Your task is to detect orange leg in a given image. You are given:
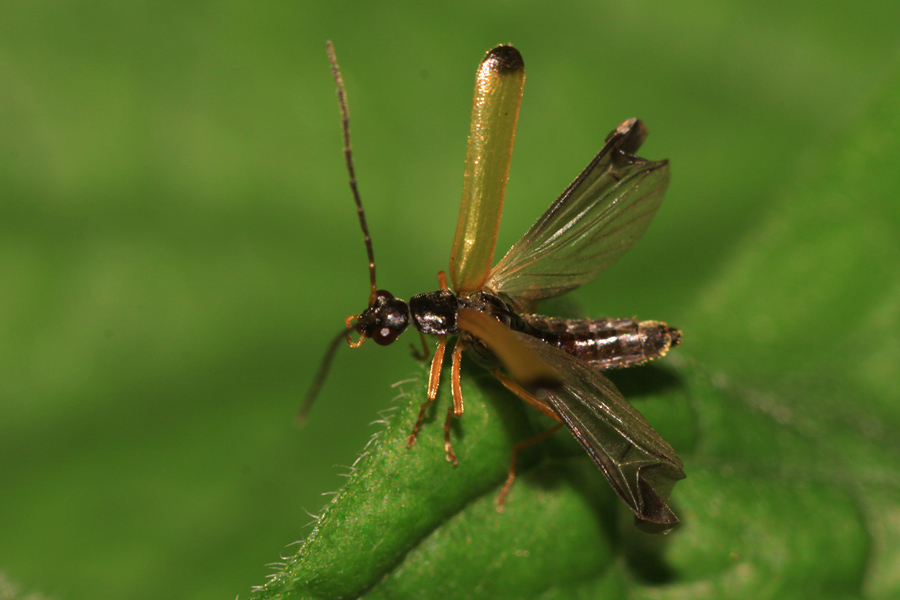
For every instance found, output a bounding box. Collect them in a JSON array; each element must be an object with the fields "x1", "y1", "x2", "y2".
[
  {"x1": 443, "y1": 405, "x2": 458, "y2": 466},
  {"x1": 492, "y1": 370, "x2": 559, "y2": 420},
  {"x1": 490, "y1": 369, "x2": 564, "y2": 512},
  {"x1": 495, "y1": 423, "x2": 563, "y2": 512},
  {"x1": 450, "y1": 342, "x2": 465, "y2": 417},
  {"x1": 344, "y1": 314, "x2": 366, "y2": 348},
  {"x1": 407, "y1": 336, "x2": 447, "y2": 447},
  {"x1": 441, "y1": 342, "x2": 466, "y2": 464},
  {"x1": 427, "y1": 337, "x2": 448, "y2": 402}
]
